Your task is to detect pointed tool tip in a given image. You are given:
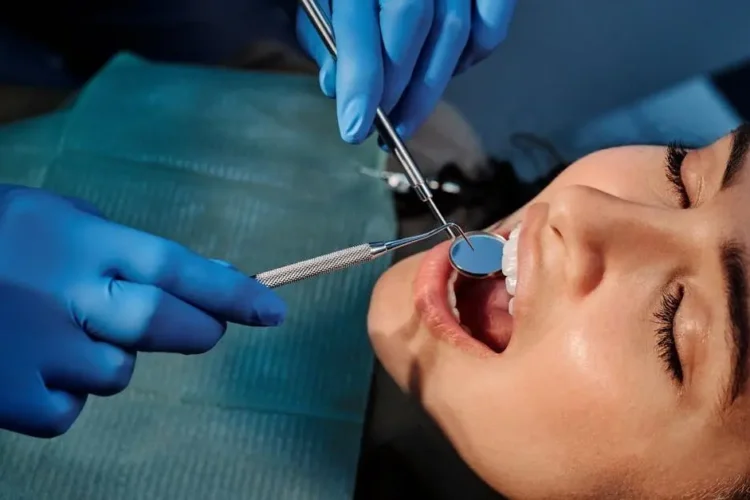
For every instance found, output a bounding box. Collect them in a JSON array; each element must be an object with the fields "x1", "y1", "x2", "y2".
[
  {"x1": 448, "y1": 223, "x2": 474, "y2": 251},
  {"x1": 461, "y1": 234, "x2": 475, "y2": 251}
]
